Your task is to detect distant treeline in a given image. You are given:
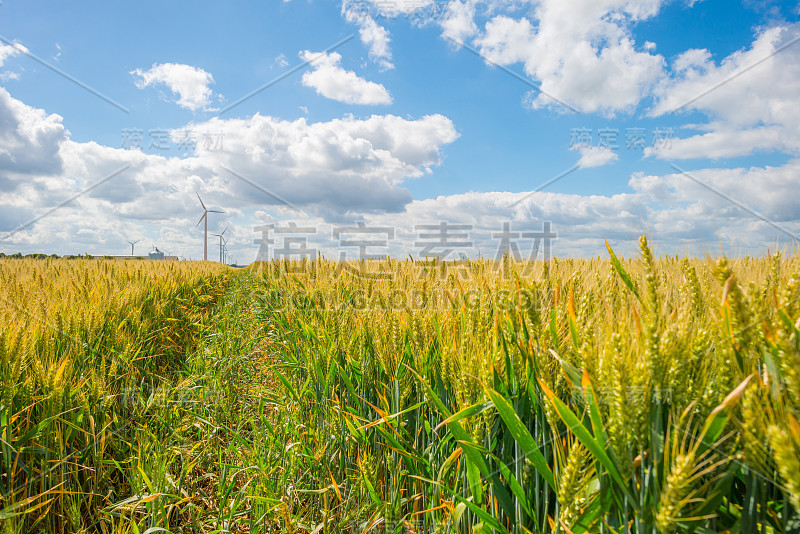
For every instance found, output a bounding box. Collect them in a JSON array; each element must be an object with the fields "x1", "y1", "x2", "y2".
[
  {"x1": 0, "y1": 253, "x2": 147, "y2": 260},
  {"x1": 0, "y1": 253, "x2": 60, "y2": 259}
]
